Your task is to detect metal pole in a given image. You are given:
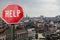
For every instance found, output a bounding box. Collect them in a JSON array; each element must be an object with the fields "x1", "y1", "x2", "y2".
[{"x1": 11, "y1": 24, "x2": 15, "y2": 40}]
